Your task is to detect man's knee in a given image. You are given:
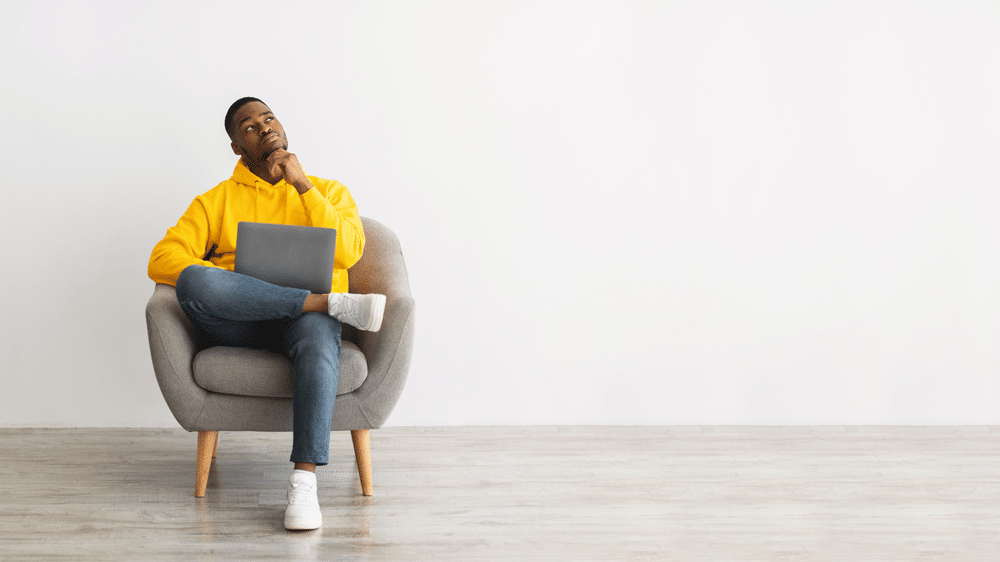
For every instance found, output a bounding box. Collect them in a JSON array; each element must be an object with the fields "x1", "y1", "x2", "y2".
[
  {"x1": 287, "y1": 313, "x2": 341, "y2": 354},
  {"x1": 176, "y1": 265, "x2": 235, "y2": 304},
  {"x1": 176, "y1": 265, "x2": 209, "y2": 297}
]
